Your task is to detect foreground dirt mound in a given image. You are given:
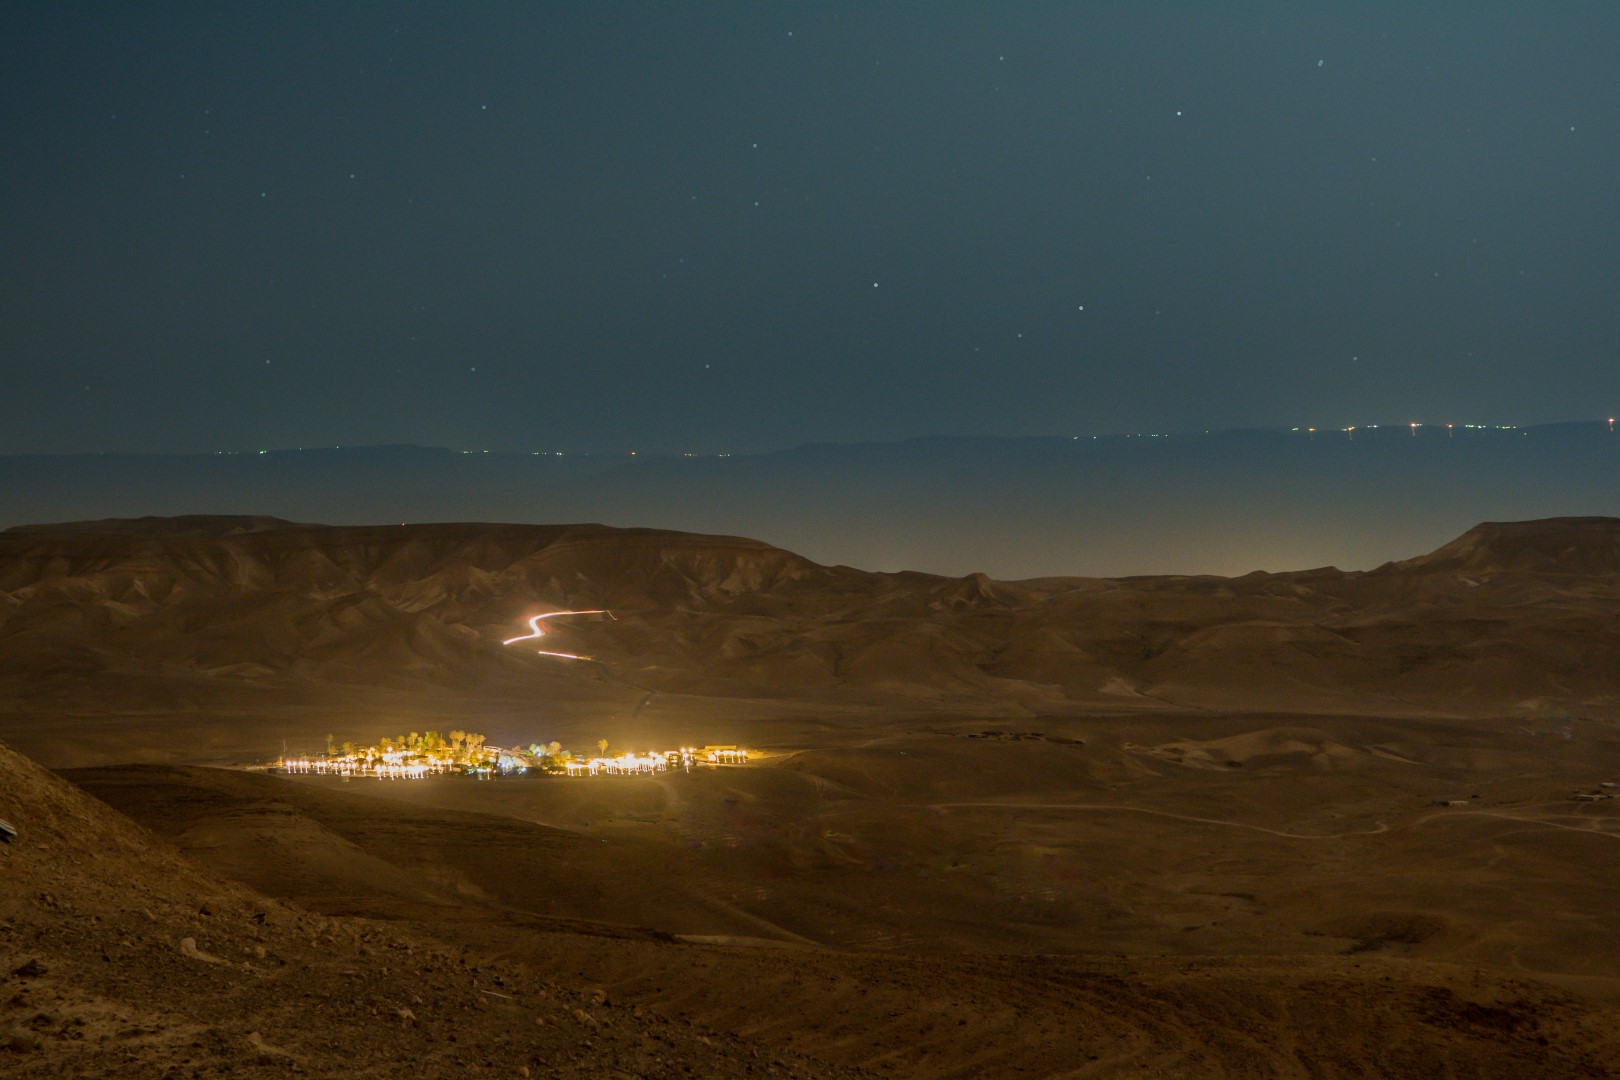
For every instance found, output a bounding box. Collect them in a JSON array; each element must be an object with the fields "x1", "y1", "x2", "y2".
[
  {"x1": 55, "y1": 756, "x2": 1620, "y2": 1079},
  {"x1": 0, "y1": 740, "x2": 865, "y2": 1078}
]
